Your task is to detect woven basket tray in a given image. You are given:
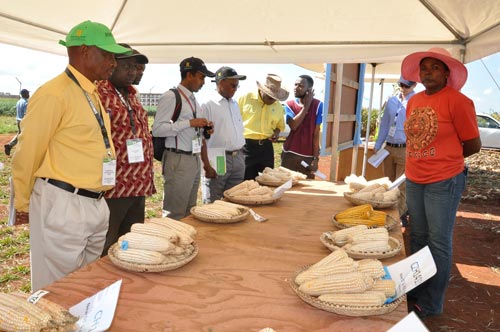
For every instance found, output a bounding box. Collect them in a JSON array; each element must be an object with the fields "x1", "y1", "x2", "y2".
[
  {"x1": 108, "y1": 243, "x2": 198, "y2": 273},
  {"x1": 289, "y1": 265, "x2": 405, "y2": 316},
  {"x1": 331, "y1": 214, "x2": 398, "y2": 231},
  {"x1": 343, "y1": 192, "x2": 398, "y2": 209},
  {"x1": 320, "y1": 233, "x2": 402, "y2": 259},
  {"x1": 190, "y1": 206, "x2": 249, "y2": 224},
  {"x1": 255, "y1": 176, "x2": 299, "y2": 187},
  {"x1": 223, "y1": 192, "x2": 279, "y2": 205}
]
